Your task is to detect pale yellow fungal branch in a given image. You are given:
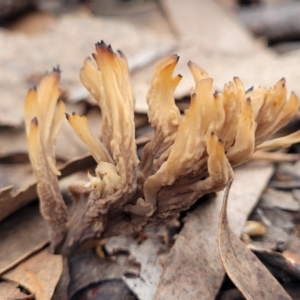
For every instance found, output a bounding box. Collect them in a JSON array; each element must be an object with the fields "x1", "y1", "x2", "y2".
[
  {"x1": 137, "y1": 59, "x2": 300, "y2": 218},
  {"x1": 67, "y1": 41, "x2": 140, "y2": 218},
  {"x1": 24, "y1": 69, "x2": 68, "y2": 252}
]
